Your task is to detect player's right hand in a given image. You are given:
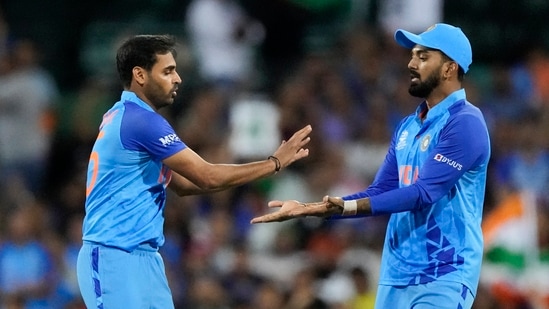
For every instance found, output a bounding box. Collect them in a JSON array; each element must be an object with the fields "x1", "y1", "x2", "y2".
[{"x1": 271, "y1": 125, "x2": 312, "y2": 169}]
